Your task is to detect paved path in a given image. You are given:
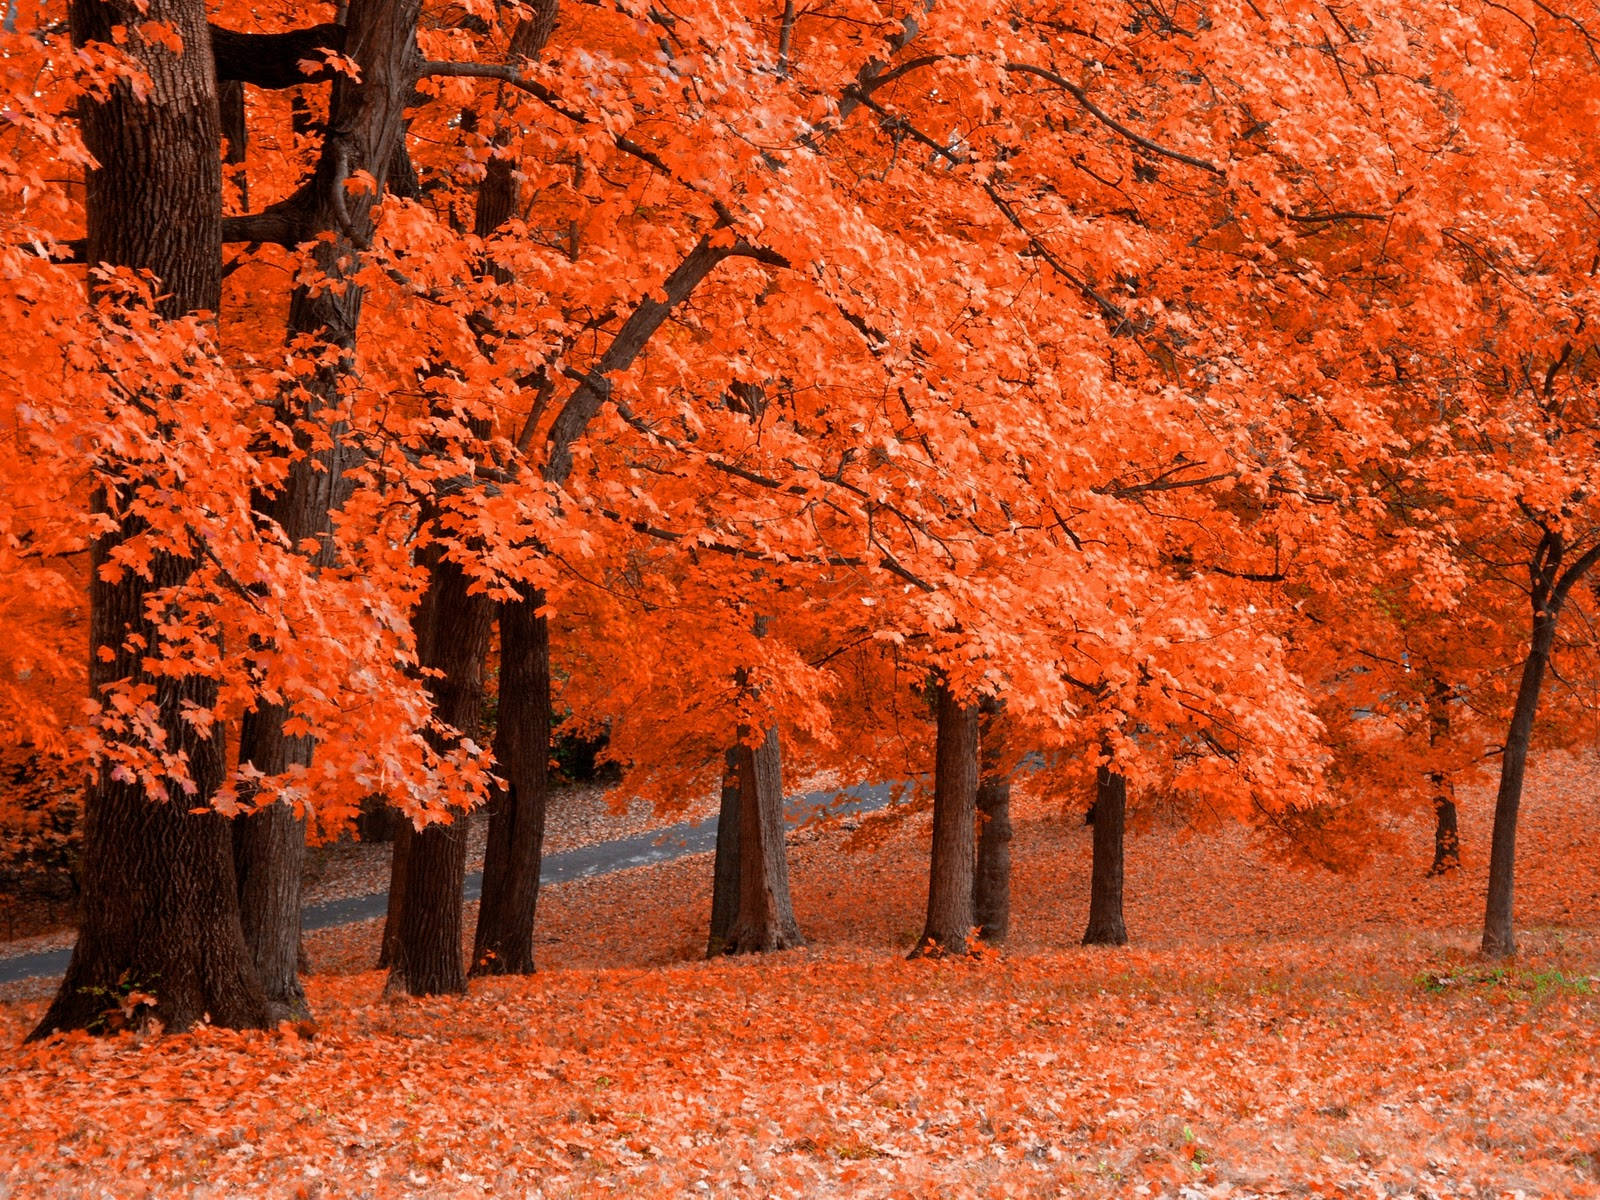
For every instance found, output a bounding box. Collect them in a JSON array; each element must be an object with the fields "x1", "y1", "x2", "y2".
[{"x1": 0, "y1": 781, "x2": 898, "y2": 985}]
